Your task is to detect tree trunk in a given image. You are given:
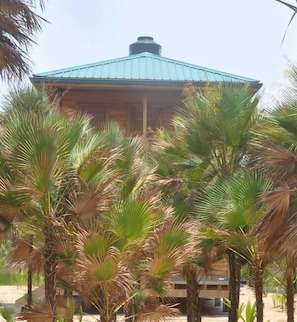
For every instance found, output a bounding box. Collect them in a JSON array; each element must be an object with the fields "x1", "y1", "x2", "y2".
[
  {"x1": 100, "y1": 309, "x2": 117, "y2": 322},
  {"x1": 44, "y1": 227, "x2": 58, "y2": 322},
  {"x1": 185, "y1": 263, "x2": 201, "y2": 322},
  {"x1": 27, "y1": 235, "x2": 33, "y2": 307},
  {"x1": 253, "y1": 256, "x2": 264, "y2": 322},
  {"x1": 286, "y1": 257, "x2": 295, "y2": 322},
  {"x1": 228, "y1": 250, "x2": 239, "y2": 322}
]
